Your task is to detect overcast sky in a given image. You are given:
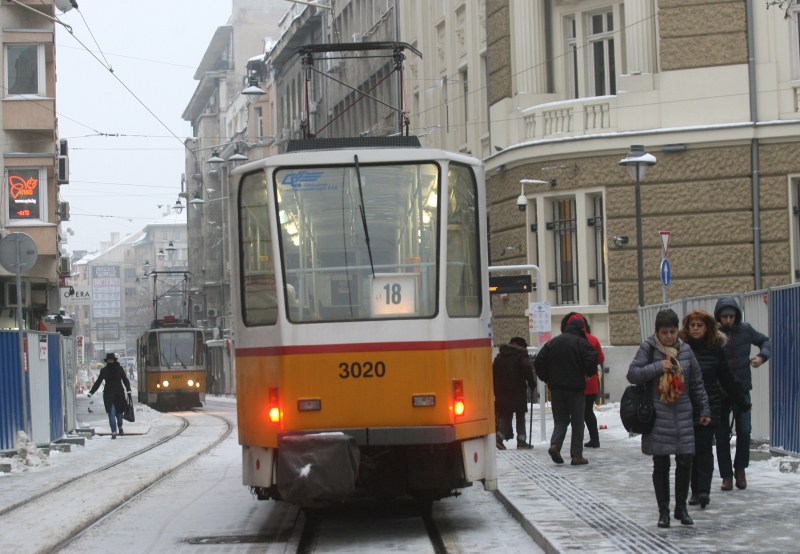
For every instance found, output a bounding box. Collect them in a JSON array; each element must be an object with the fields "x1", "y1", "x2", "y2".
[{"x1": 55, "y1": 1, "x2": 233, "y2": 254}]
